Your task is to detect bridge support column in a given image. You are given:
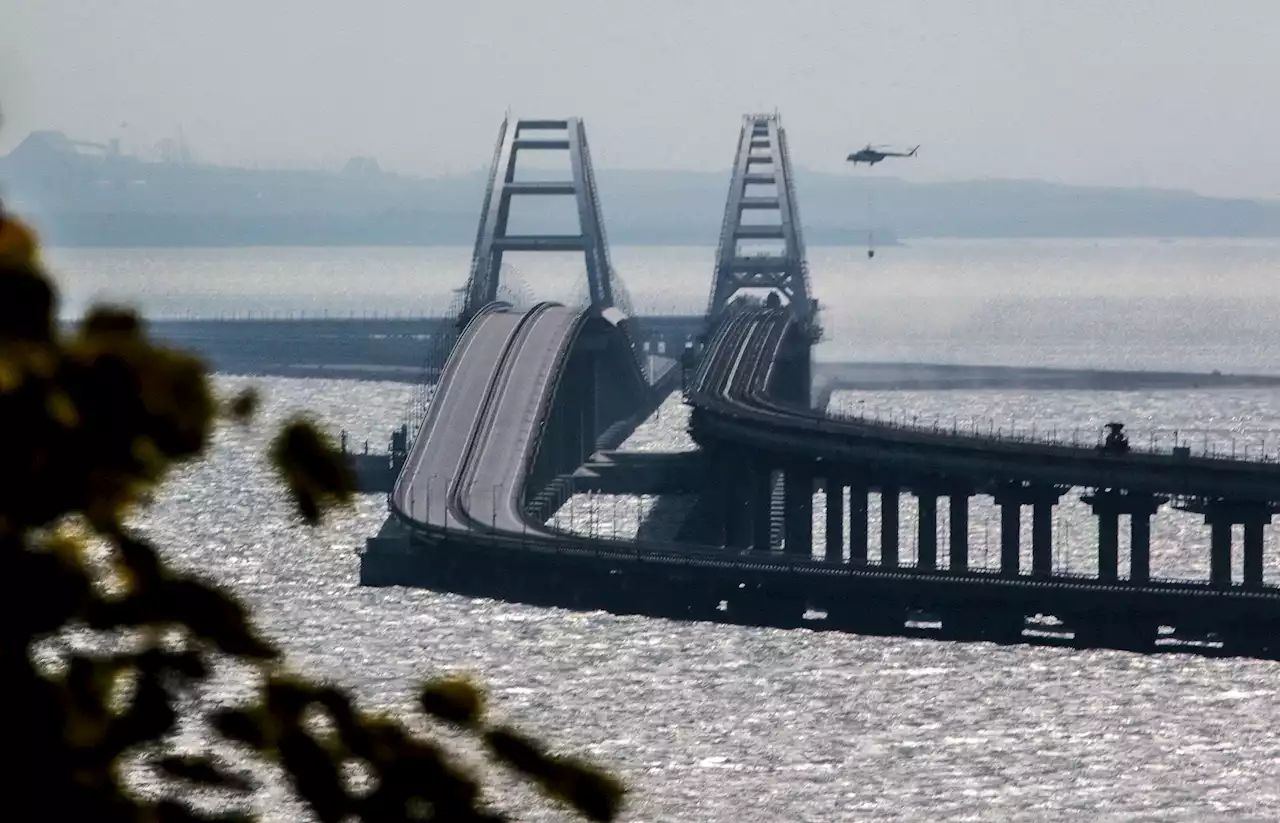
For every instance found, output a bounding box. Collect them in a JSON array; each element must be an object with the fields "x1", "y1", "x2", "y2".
[
  {"x1": 462, "y1": 117, "x2": 622, "y2": 322},
  {"x1": 583, "y1": 355, "x2": 599, "y2": 446},
  {"x1": 1096, "y1": 508, "x2": 1121, "y2": 582},
  {"x1": 824, "y1": 475, "x2": 844, "y2": 562},
  {"x1": 995, "y1": 483, "x2": 1069, "y2": 578},
  {"x1": 771, "y1": 340, "x2": 813, "y2": 410},
  {"x1": 1210, "y1": 520, "x2": 1232, "y2": 588},
  {"x1": 1031, "y1": 497, "x2": 1054, "y2": 577},
  {"x1": 706, "y1": 113, "x2": 818, "y2": 391},
  {"x1": 783, "y1": 466, "x2": 814, "y2": 557},
  {"x1": 1084, "y1": 490, "x2": 1166, "y2": 584},
  {"x1": 949, "y1": 490, "x2": 970, "y2": 572},
  {"x1": 1128, "y1": 496, "x2": 1163, "y2": 584},
  {"x1": 559, "y1": 361, "x2": 589, "y2": 468},
  {"x1": 848, "y1": 481, "x2": 869, "y2": 566},
  {"x1": 751, "y1": 466, "x2": 774, "y2": 552},
  {"x1": 952, "y1": 488, "x2": 967, "y2": 573},
  {"x1": 996, "y1": 494, "x2": 1022, "y2": 578},
  {"x1": 1196, "y1": 500, "x2": 1276, "y2": 589},
  {"x1": 1244, "y1": 519, "x2": 1268, "y2": 588},
  {"x1": 880, "y1": 482, "x2": 900, "y2": 568},
  {"x1": 695, "y1": 448, "x2": 730, "y2": 547},
  {"x1": 723, "y1": 457, "x2": 755, "y2": 550},
  {"x1": 915, "y1": 491, "x2": 938, "y2": 571}
]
